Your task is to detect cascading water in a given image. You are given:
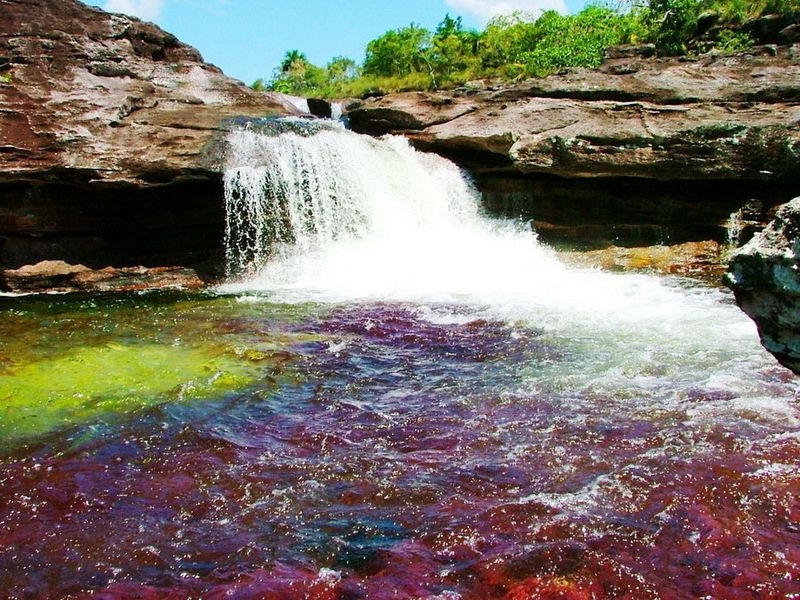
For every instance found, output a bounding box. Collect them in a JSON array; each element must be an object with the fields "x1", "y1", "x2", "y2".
[{"x1": 221, "y1": 122, "x2": 761, "y2": 365}]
